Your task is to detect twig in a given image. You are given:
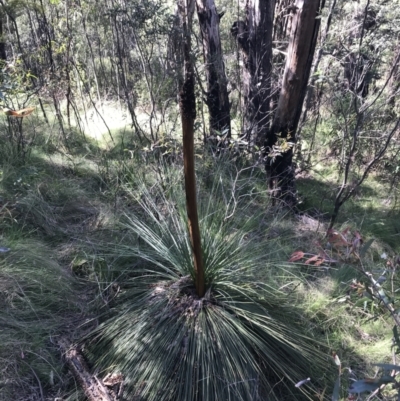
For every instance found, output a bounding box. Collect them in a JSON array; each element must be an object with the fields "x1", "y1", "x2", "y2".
[{"x1": 58, "y1": 337, "x2": 114, "y2": 401}]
